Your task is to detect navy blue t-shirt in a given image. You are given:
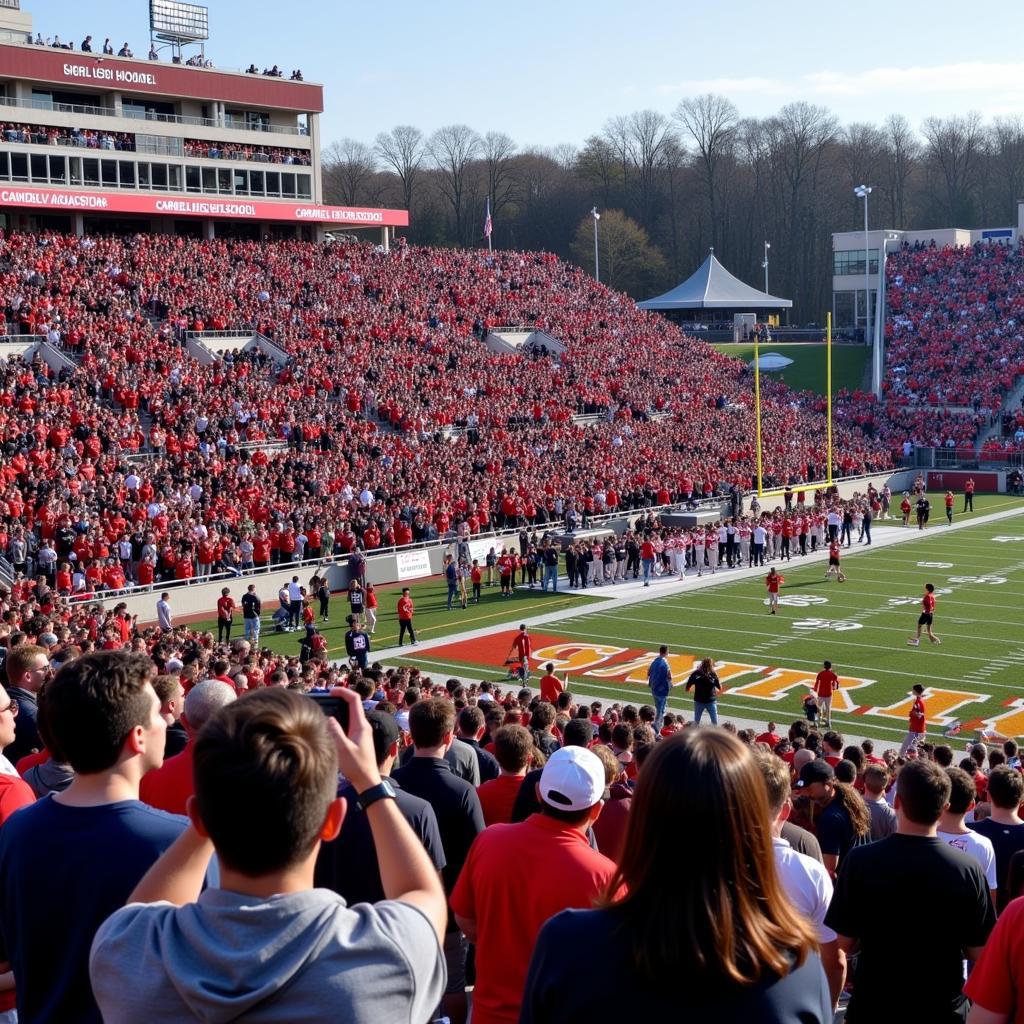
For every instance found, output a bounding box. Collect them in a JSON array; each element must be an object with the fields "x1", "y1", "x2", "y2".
[{"x1": 0, "y1": 796, "x2": 186, "y2": 1023}]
